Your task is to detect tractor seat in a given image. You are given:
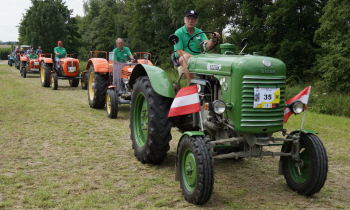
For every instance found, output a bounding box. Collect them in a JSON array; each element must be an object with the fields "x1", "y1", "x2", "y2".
[{"x1": 170, "y1": 53, "x2": 180, "y2": 67}]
